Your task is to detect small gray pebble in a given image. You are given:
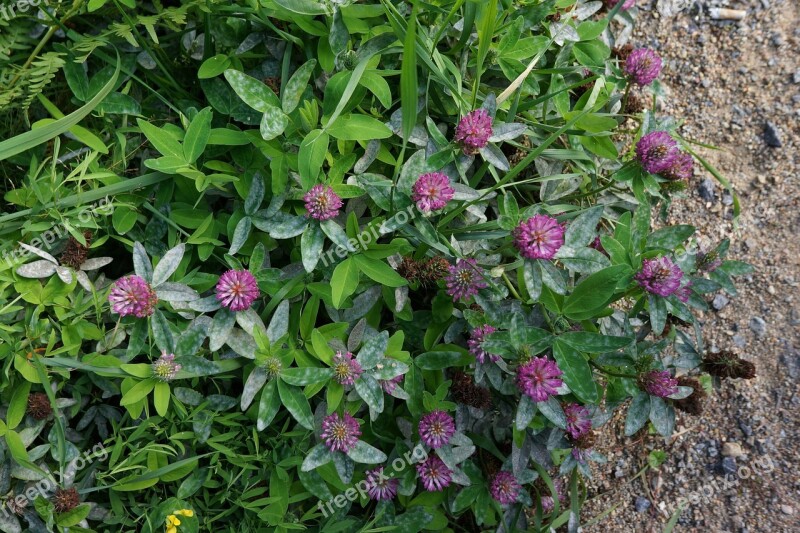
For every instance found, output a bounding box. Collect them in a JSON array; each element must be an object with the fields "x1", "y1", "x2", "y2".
[
  {"x1": 733, "y1": 334, "x2": 746, "y2": 348},
  {"x1": 719, "y1": 457, "x2": 738, "y2": 476},
  {"x1": 713, "y1": 294, "x2": 730, "y2": 310},
  {"x1": 698, "y1": 178, "x2": 717, "y2": 202},
  {"x1": 634, "y1": 496, "x2": 651, "y2": 513},
  {"x1": 764, "y1": 122, "x2": 782, "y2": 147},
  {"x1": 749, "y1": 316, "x2": 767, "y2": 337}
]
